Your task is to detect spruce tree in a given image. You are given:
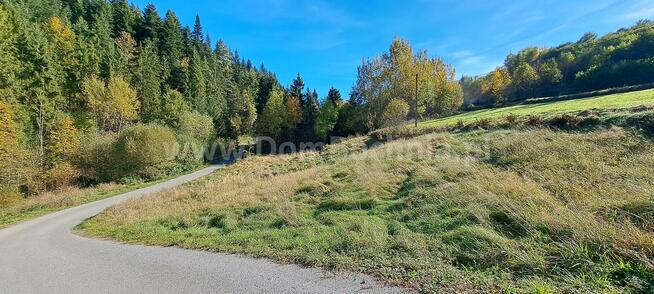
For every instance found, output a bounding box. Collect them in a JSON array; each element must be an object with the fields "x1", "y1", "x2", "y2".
[
  {"x1": 255, "y1": 71, "x2": 278, "y2": 114},
  {"x1": 16, "y1": 22, "x2": 63, "y2": 163},
  {"x1": 327, "y1": 87, "x2": 342, "y2": 105},
  {"x1": 138, "y1": 3, "x2": 162, "y2": 42},
  {"x1": 111, "y1": 0, "x2": 136, "y2": 36},
  {"x1": 0, "y1": 5, "x2": 19, "y2": 103},
  {"x1": 135, "y1": 39, "x2": 162, "y2": 122},
  {"x1": 299, "y1": 88, "x2": 319, "y2": 141},
  {"x1": 191, "y1": 14, "x2": 203, "y2": 45},
  {"x1": 161, "y1": 10, "x2": 183, "y2": 65},
  {"x1": 289, "y1": 74, "x2": 305, "y2": 104},
  {"x1": 188, "y1": 48, "x2": 207, "y2": 113}
]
